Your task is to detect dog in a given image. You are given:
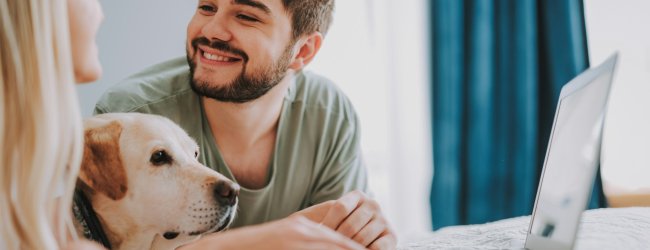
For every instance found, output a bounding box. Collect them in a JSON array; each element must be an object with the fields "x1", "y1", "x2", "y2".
[{"x1": 75, "y1": 113, "x2": 239, "y2": 250}]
